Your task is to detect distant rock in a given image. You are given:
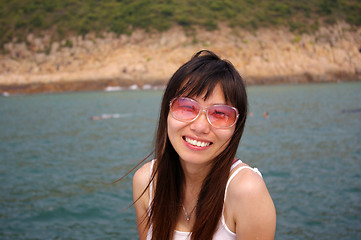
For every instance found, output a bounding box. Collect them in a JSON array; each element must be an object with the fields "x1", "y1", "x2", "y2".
[{"x1": 0, "y1": 22, "x2": 360, "y2": 94}]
